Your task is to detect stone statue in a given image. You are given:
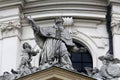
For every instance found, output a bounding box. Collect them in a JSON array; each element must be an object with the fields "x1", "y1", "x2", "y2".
[
  {"x1": 85, "y1": 67, "x2": 103, "y2": 80},
  {"x1": 9, "y1": 42, "x2": 39, "y2": 79},
  {"x1": 2, "y1": 72, "x2": 14, "y2": 80},
  {"x1": 85, "y1": 51, "x2": 120, "y2": 80},
  {"x1": 27, "y1": 16, "x2": 80, "y2": 70},
  {"x1": 99, "y1": 53, "x2": 120, "y2": 80},
  {"x1": 19, "y1": 42, "x2": 39, "y2": 68}
]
